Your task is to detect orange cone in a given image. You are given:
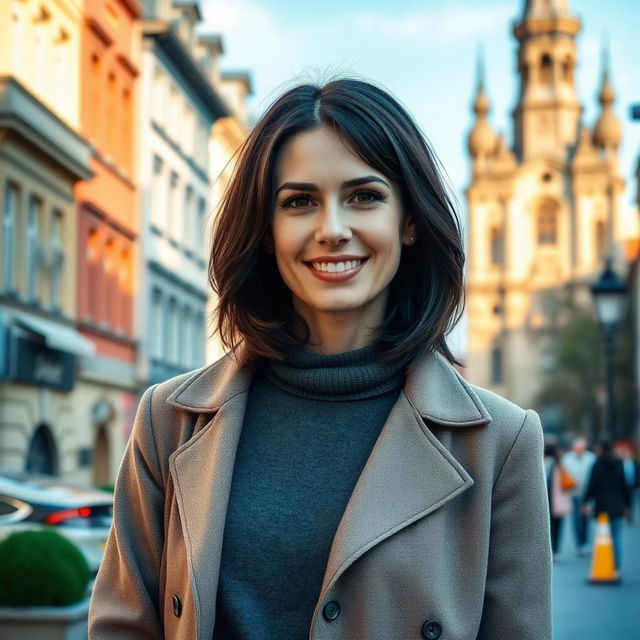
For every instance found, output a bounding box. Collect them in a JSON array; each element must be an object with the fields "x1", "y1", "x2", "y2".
[{"x1": 587, "y1": 512, "x2": 620, "y2": 584}]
